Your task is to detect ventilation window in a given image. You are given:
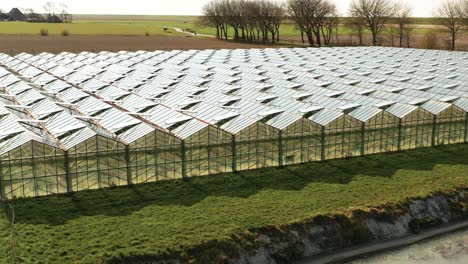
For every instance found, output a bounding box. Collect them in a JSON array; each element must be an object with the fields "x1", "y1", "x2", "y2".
[
  {"x1": 115, "y1": 123, "x2": 140, "y2": 135},
  {"x1": 357, "y1": 89, "x2": 376, "y2": 96},
  {"x1": 213, "y1": 112, "x2": 240, "y2": 126},
  {"x1": 408, "y1": 98, "x2": 429, "y2": 106},
  {"x1": 257, "y1": 95, "x2": 278, "y2": 104},
  {"x1": 57, "y1": 127, "x2": 84, "y2": 140},
  {"x1": 258, "y1": 109, "x2": 284, "y2": 123},
  {"x1": 38, "y1": 110, "x2": 63, "y2": 120},
  {"x1": 371, "y1": 79, "x2": 386, "y2": 84},
  {"x1": 346, "y1": 80, "x2": 360, "y2": 86},
  {"x1": 338, "y1": 103, "x2": 361, "y2": 114},
  {"x1": 325, "y1": 91, "x2": 345, "y2": 98},
  {"x1": 222, "y1": 87, "x2": 241, "y2": 95},
  {"x1": 190, "y1": 89, "x2": 206, "y2": 96},
  {"x1": 166, "y1": 117, "x2": 191, "y2": 131},
  {"x1": 387, "y1": 87, "x2": 404, "y2": 93},
  {"x1": 445, "y1": 74, "x2": 458, "y2": 79},
  {"x1": 89, "y1": 107, "x2": 112, "y2": 117},
  {"x1": 195, "y1": 80, "x2": 211, "y2": 87},
  {"x1": 221, "y1": 98, "x2": 240, "y2": 107},
  {"x1": 396, "y1": 77, "x2": 410, "y2": 82},
  {"x1": 299, "y1": 106, "x2": 323, "y2": 118},
  {"x1": 137, "y1": 105, "x2": 156, "y2": 113},
  {"x1": 287, "y1": 83, "x2": 303, "y2": 89},
  {"x1": 0, "y1": 130, "x2": 24, "y2": 143},
  {"x1": 414, "y1": 86, "x2": 431, "y2": 91},
  {"x1": 256, "y1": 76, "x2": 270, "y2": 82},
  {"x1": 374, "y1": 101, "x2": 396, "y2": 109},
  {"x1": 443, "y1": 83, "x2": 459, "y2": 89},
  {"x1": 181, "y1": 102, "x2": 200, "y2": 110},
  {"x1": 71, "y1": 96, "x2": 89, "y2": 104}
]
